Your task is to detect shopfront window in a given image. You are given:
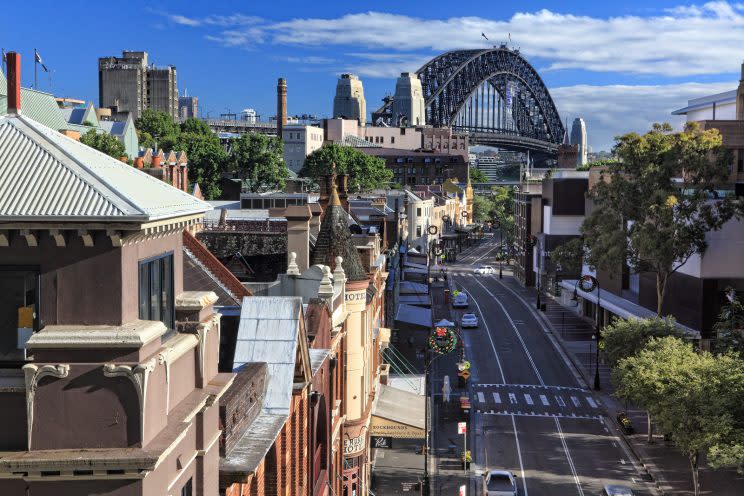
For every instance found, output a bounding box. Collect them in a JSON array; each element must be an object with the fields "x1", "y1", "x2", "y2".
[
  {"x1": 0, "y1": 267, "x2": 39, "y2": 364},
  {"x1": 138, "y1": 253, "x2": 174, "y2": 330}
]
